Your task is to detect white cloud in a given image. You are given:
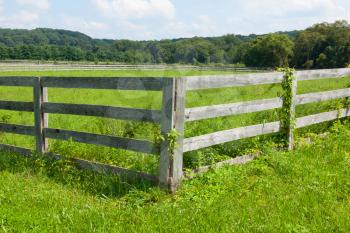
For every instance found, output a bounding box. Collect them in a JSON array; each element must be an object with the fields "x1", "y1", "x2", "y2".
[
  {"x1": 62, "y1": 15, "x2": 110, "y2": 38},
  {"x1": 225, "y1": 0, "x2": 350, "y2": 35},
  {"x1": 93, "y1": 0, "x2": 175, "y2": 20},
  {"x1": 16, "y1": 0, "x2": 50, "y2": 10},
  {"x1": 166, "y1": 15, "x2": 218, "y2": 38},
  {"x1": 0, "y1": 10, "x2": 39, "y2": 28}
]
